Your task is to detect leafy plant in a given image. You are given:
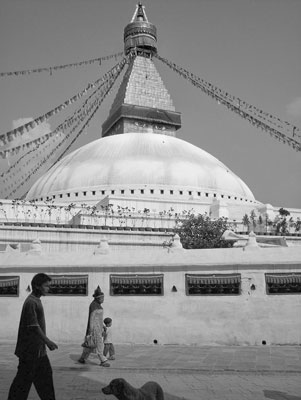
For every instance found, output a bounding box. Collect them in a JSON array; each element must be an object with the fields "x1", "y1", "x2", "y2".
[
  {"x1": 250, "y1": 210, "x2": 257, "y2": 230},
  {"x1": 242, "y1": 214, "x2": 250, "y2": 233},
  {"x1": 275, "y1": 218, "x2": 289, "y2": 235},
  {"x1": 176, "y1": 214, "x2": 232, "y2": 249},
  {"x1": 0, "y1": 201, "x2": 8, "y2": 222}
]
